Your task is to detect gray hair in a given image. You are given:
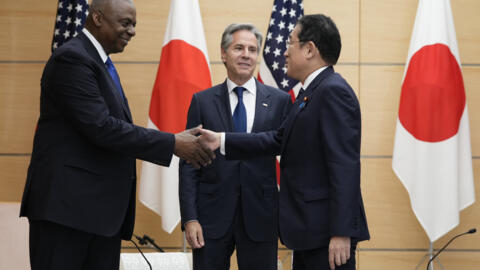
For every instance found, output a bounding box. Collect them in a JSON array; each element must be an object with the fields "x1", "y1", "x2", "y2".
[{"x1": 220, "y1": 23, "x2": 263, "y2": 51}]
